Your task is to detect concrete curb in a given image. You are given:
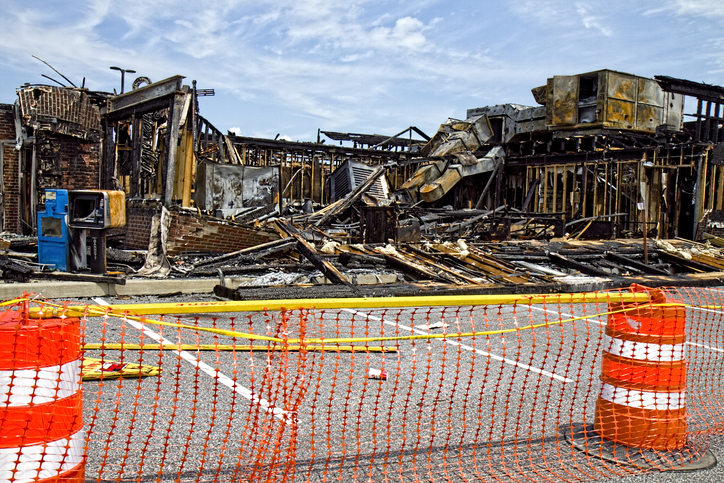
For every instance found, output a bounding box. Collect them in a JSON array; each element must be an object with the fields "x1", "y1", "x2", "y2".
[
  {"x1": 0, "y1": 278, "x2": 248, "y2": 299},
  {"x1": 0, "y1": 273, "x2": 402, "y2": 299}
]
